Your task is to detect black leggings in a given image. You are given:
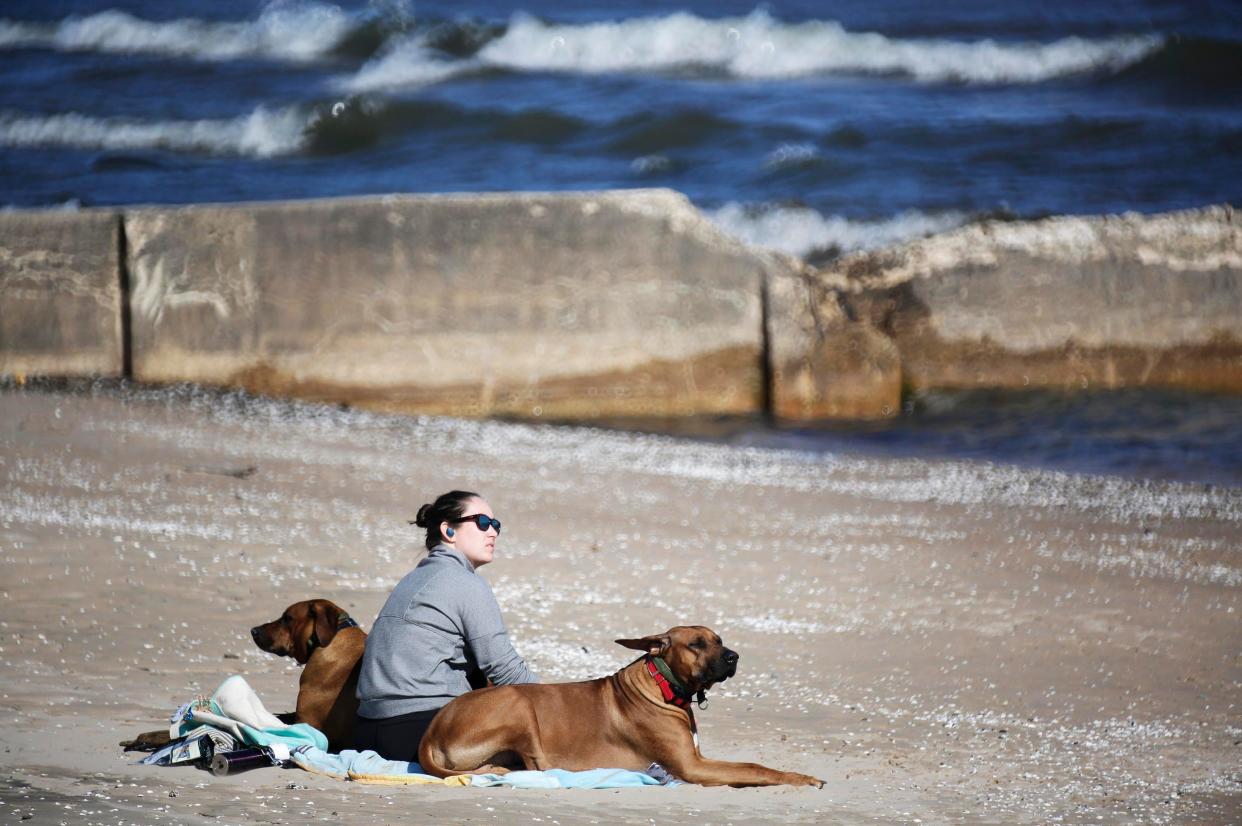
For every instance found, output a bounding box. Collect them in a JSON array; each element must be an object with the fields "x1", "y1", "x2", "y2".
[{"x1": 352, "y1": 708, "x2": 440, "y2": 763}]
